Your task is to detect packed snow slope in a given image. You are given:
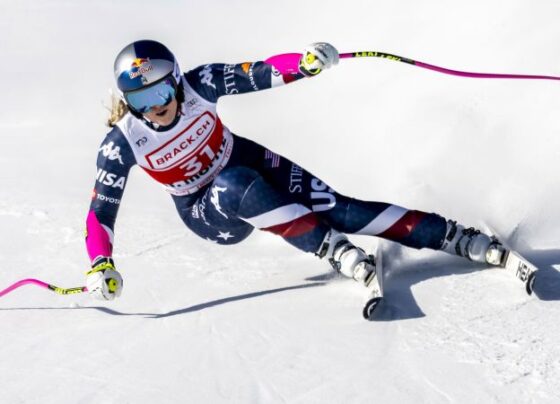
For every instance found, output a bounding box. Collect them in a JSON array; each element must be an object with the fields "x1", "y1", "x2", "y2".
[{"x1": 1, "y1": 1, "x2": 560, "y2": 403}]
